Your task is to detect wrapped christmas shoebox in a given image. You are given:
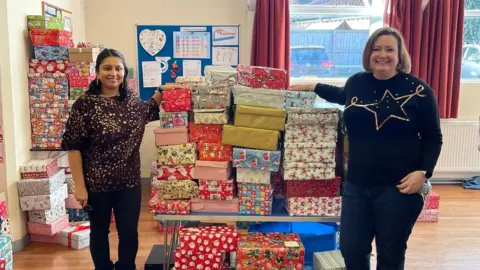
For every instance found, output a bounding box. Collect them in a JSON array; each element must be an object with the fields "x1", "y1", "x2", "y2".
[
  {"x1": 234, "y1": 105, "x2": 287, "y2": 131},
  {"x1": 198, "y1": 179, "x2": 235, "y2": 200},
  {"x1": 28, "y1": 73, "x2": 68, "y2": 93},
  {"x1": 159, "y1": 112, "x2": 188, "y2": 129},
  {"x1": 424, "y1": 191, "x2": 440, "y2": 209},
  {"x1": 30, "y1": 106, "x2": 69, "y2": 120},
  {"x1": 153, "y1": 127, "x2": 188, "y2": 146},
  {"x1": 314, "y1": 250, "x2": 346, "y2": 270},
  {"x1": 156, "y1": 180, "x2": 198, "y2": 200},
  {"x1": 237, "y1": 183, "x2": 273, "y2": 199},
  {"x1": 286, "y1": 108, "x2": 340, "y2": 125},
  {"x1": 285, "y1": 124, "x2": 338, "y2": 143},
  {"x1": 284, "y1": 177, "x2": 341, "y2": 197},
  {"x1": 176, "y1": 75, "x2": 205, "y2": 84},
  {"x1": 198, "y1": 142, "x2": 233, "y2": 161},
  {"x1": 222, "y1": 125, "x2": 279, "y2": 151},
  {"x1": 191, "y1": 197, "x2": 239, "y2": 213},
  {"x1": 34, "y1": 46, "x2": 69, "y2": 60},
  {"x1": 30, "y1": 233, "x2": 61, "y2": 244},
  {"x1": 31, "y1": 135, "x2": 63, "y2": 149},
  {"x1": 285, "y1": 197, "x2": 342, "y2": 217},
  {"x1": 238, "y1": 197, "x2": 273, "y2": 216},
  {"x1": 20, "y1": 158, "x2": 59, "y2": 179},
  {"x1": 193, "y1": 109, "x2": 228, "y2": 125},
  {"x1": 233, "y1": 85, "x2": 286, "y2": 110},
  {"x1": 29, "y1": 29, "x2": 72, "y2": 46},
  {"x1": 69, "y1": 76, "x2": 96, "y2": 87},
  {"x1": 68, "y1": 48, "x2": 100, "y2": 62},
  {"x1": 67, "y1": 62, "x2": 96, "y2": 77},
  {"x1": 67, "y1": 208, "x2": 89, "y2": 222},
  {"x1": 236, "y1": 65, "x2": 287, "y2": 90},
  {"x1": 0, "y1": 235, "x2": 12, "y2": 268},
  {"x1": 162, "y1": 88, "x2": 192, "y2": 112},
  {"x1": 66, "y1": 174, "x2": 74, "y2": 193},
  {"x1": 236, "y1": 233, "x2": 305, "y2": 270},
  {"x1": 27, "y1": 15, "x2": 65, "y2": 30},
  {"x1": 60, "y1": 223, "x2": 90, "y2": 250},
  {"x1": 156, "y1": 143, "x2": 197, "y2": 165},
  {"x1": 17, "y1": 169, "x2": 65, "y2": 196},
  {"x1": 0, "y1": 217, "x2": 10, "y2": 236},
  {"x1": 233, "y1": 148, "x2": 281, "y2": 172},
  {"x1": 148, "y1": 196, "x2": 191, "y2": 215},
  {"x1": 174, "y1": 249, "x2": 226, "y2": 270},
  {"x1": 417, "y1": 209, "x2": 438, "y2": 222},
  {"x1": 179, "y1": 225, "x2": 239, "y2": 253},
  {"x1": 28, "y1": 59, "x2": 68, "y2": 74},
  {"x1": 19, "y1": 184, "x2": 67, "y2": 211},
  {"x1": 204, "y1": 66, "x2": 236, "y2": 85},
  {"x1": 283, "y1": 162, "x2": 336, "y2": 180},
  {"x1": 194, "y1": 161, "x2": 232, "y2": 181},
  {"x1": 65, "y1": 194, "x2": 82, "y2": 209},
  {"x1": 191, "y1": 83, "x2": 230, "y2": 109},
  {"x1": 157, "y1": 164, "x2": 195, "y2": 181},
  {"x1": 283, "y1": 143, "x2": 337, "y2": 164},
  {"x1": 0, "y1": 198, "x2": 7, "y2": 220},
  {"x1": 27, "y1": 214, "x2": 69, "y2": 236},
  {"x1": 236, "y1": 168, "x2": 271, "y2": 184},
  {"x1": 285, "y1": 91, "x2": 317, "y2": 108},
  {"x1": 28, "y1": 203, "x2": 66, "y2": 224},
  {"x1": 189, "y1": 123, "x2": 223, "y2": 143}
]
